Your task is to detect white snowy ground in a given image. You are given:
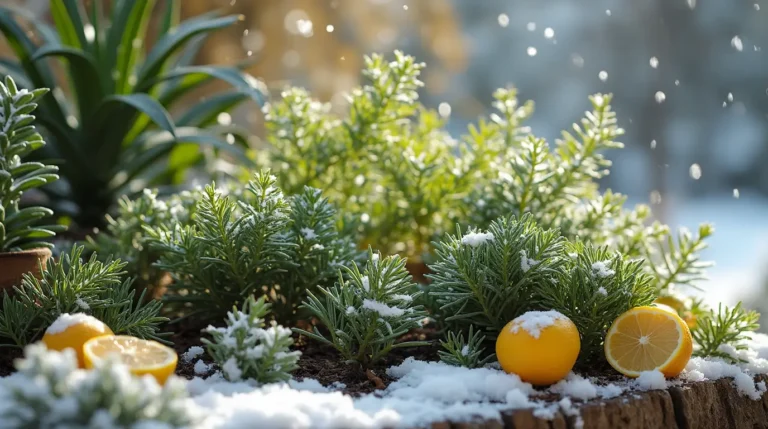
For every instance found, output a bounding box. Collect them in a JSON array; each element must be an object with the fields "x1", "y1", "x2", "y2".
[
  {"x1": 185, "y1": 334, "x2": 768, "y2": 428},
  {"x1": 1, "y1": 334, "x2": 768, "y2": 428}
]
